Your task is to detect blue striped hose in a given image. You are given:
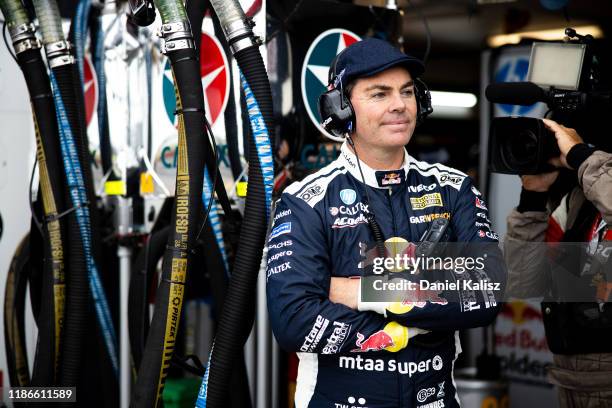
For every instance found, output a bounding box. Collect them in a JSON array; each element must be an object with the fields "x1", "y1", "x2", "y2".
[
  {"x1": 202, "y1": 167, "x2": 229, "y2": 275},
  {"x1": 73, "y1": 0, "x2": 92, "y2": 85},
  {"x1": 195, "y1": 72, "x2": 274, "y2": 408},
  {"x1": 93, "y1": 19, "x2": 106, "y2": 148},
  {"x1": 240, "y1": 71, "x2": 274, "y2": 219},
  {"x1": 49, "y1": 71, "x2": 119, "y2": 377}
]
